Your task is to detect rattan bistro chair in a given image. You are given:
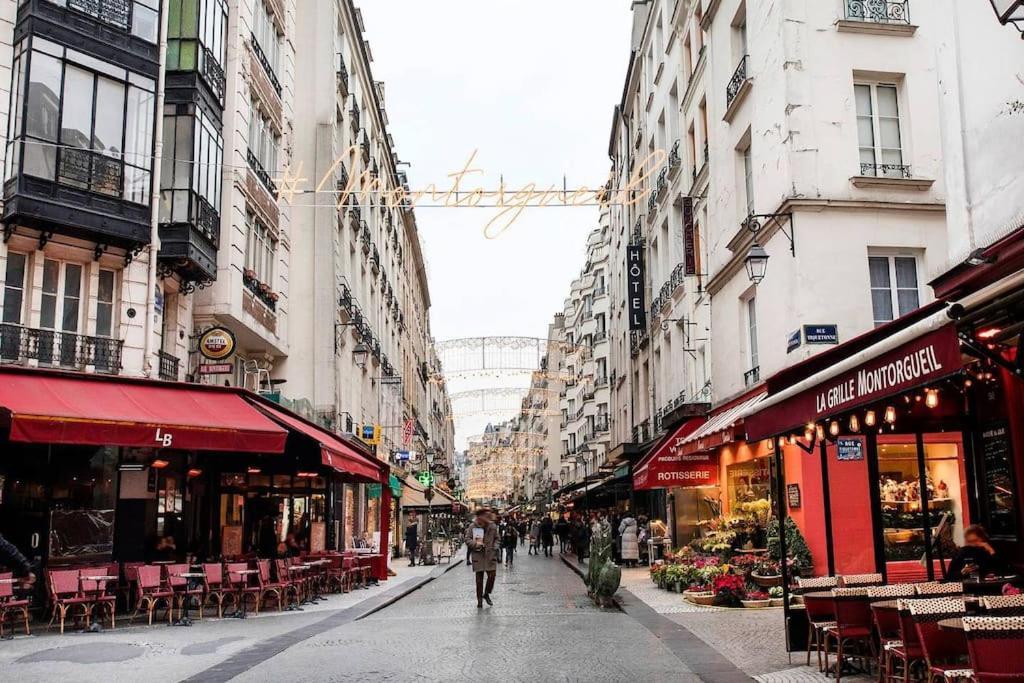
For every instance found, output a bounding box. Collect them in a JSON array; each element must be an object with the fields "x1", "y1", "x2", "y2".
[
  {"x1": 964, "y1": 616, "x2": 1024, "y2": 682},
  {"x1": 826, "y1": 588, "x2": 877, "y2": 682},
  {"x1": 916, "y1": 582, "x2": 965, "y2": 597},
  {"x1": 981, "y1": 594, "x2": 1024, "y2": 617},
  {"x1": 908, "y1": 597, "x2": 973, "y2": 682},
  {"x1": 0, "y1": 572, "x2": 30, "y2": 637}
]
